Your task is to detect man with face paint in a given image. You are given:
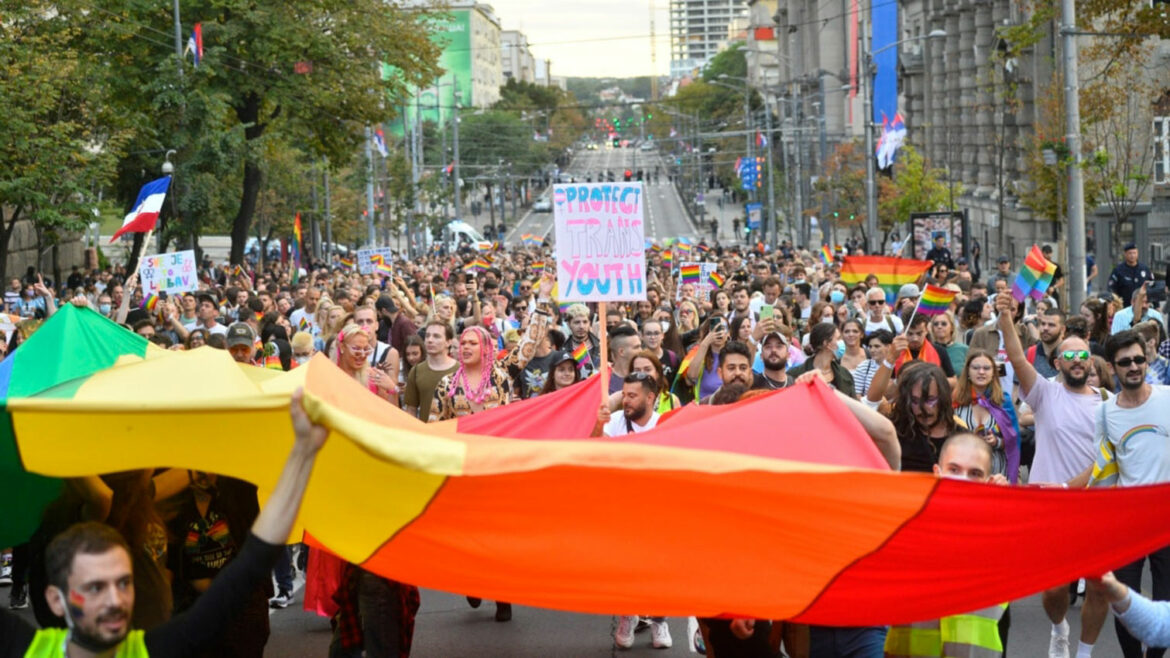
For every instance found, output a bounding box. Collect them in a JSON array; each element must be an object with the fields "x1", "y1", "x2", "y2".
[
  {"x1": 0, "y1": 388, "x2": 327, "y2": 658},
  {"x1": 996, "y1": 292, "x2": 1107, "y2": 658}
]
